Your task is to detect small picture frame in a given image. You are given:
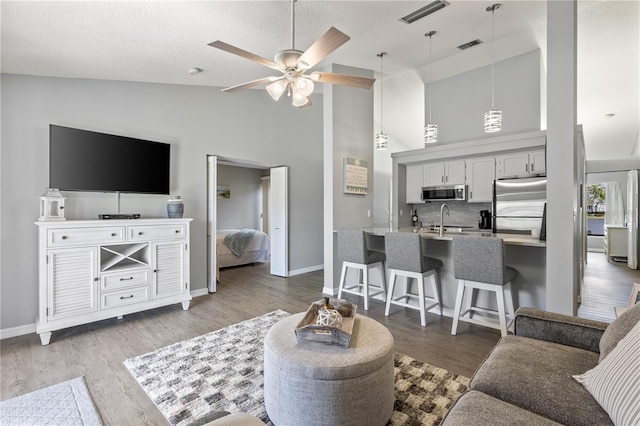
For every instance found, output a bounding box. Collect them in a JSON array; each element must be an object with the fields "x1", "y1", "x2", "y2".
[
  {"x1": 628, "y1": 283, "x2": 640, "y2": 308},
  {"x1": 217, "y1": 185, "x2": 230, "y2": 199}
]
